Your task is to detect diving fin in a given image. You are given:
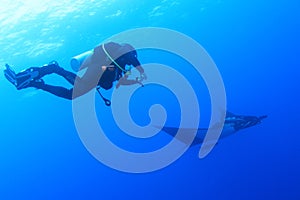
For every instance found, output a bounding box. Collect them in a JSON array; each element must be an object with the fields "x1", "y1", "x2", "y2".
[
  {"x1": 4, "y1": 64, "x2": 17, "y2": 86},
  {"x1": 4, "y1": 64, "x2": 39, "y2": 90}
]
